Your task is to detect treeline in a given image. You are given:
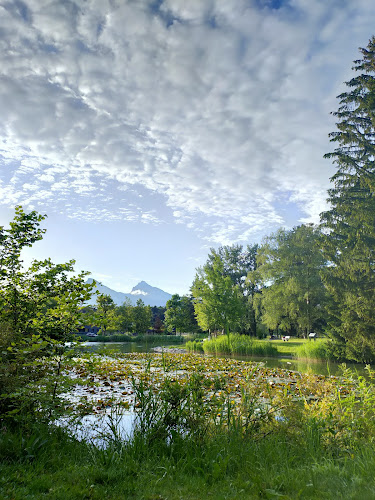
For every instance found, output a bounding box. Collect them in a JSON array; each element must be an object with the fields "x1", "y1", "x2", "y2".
[
  {"x1": 82, "y1": 292, "x2": 200, "y2": 335},
  {"x1": 190, "y1": 226, "x2": 327, "y2": 342},
  {"x1": 191, "y1": 37, "x2": 375, "y2": 364}
]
